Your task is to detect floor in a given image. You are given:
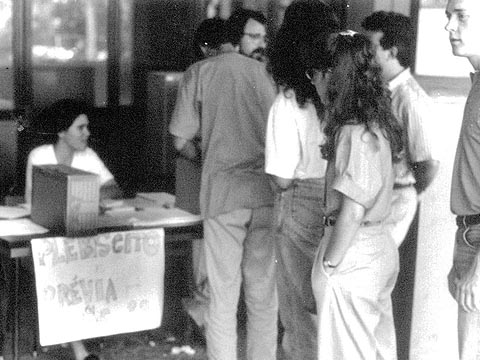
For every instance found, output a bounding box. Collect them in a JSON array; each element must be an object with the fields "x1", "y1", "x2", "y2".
[{"x1": 1, "y1": 255, "x2": 284, "y2": 360}]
